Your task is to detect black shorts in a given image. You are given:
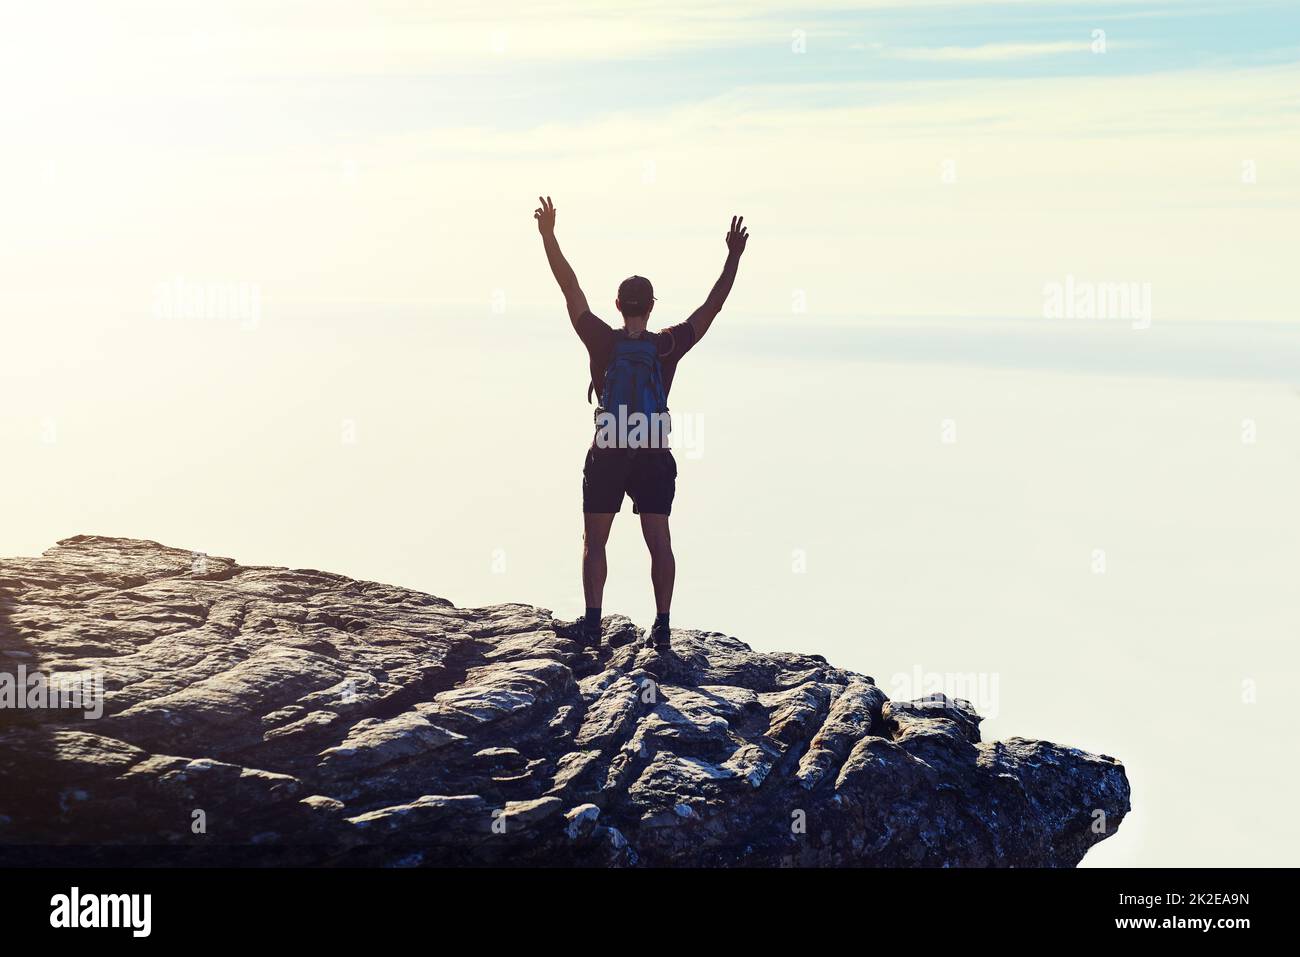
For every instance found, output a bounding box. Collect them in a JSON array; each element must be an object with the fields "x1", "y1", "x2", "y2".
[{"x1": 582, "y1": 448, "x2": 677, "y2": 515}]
